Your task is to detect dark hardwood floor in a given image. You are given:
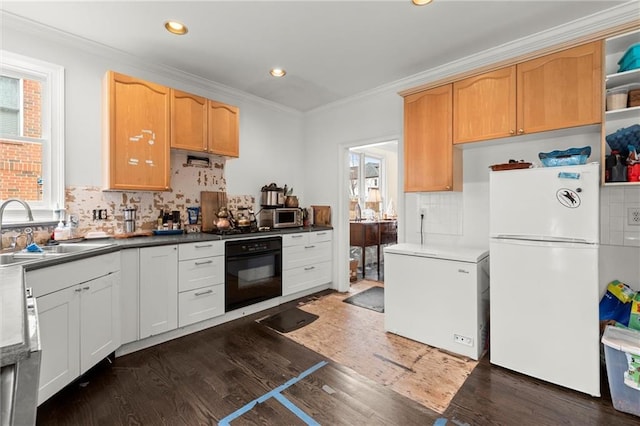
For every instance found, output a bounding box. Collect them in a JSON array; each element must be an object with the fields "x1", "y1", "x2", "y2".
[{"x1": 37, "y1": 292, "x2": 639, "y2": 425}]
